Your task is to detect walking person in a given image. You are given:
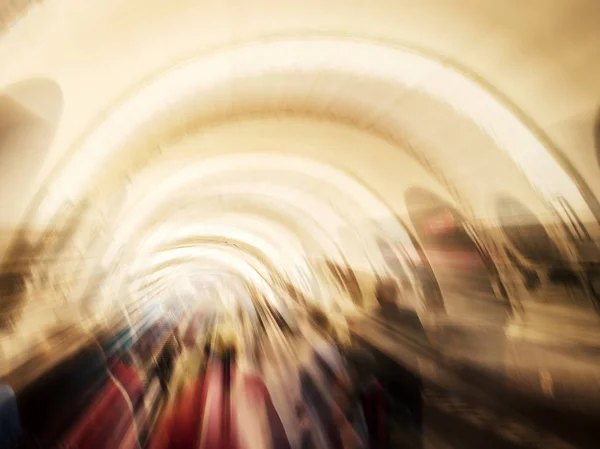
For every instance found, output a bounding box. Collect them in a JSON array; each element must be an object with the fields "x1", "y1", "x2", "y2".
[
  {"x1": 368, "y1": 279, "x2": 428, "y2": 448},
  {"x1": 153, "y1": 329, "x2": 183, "y2": 397}
]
